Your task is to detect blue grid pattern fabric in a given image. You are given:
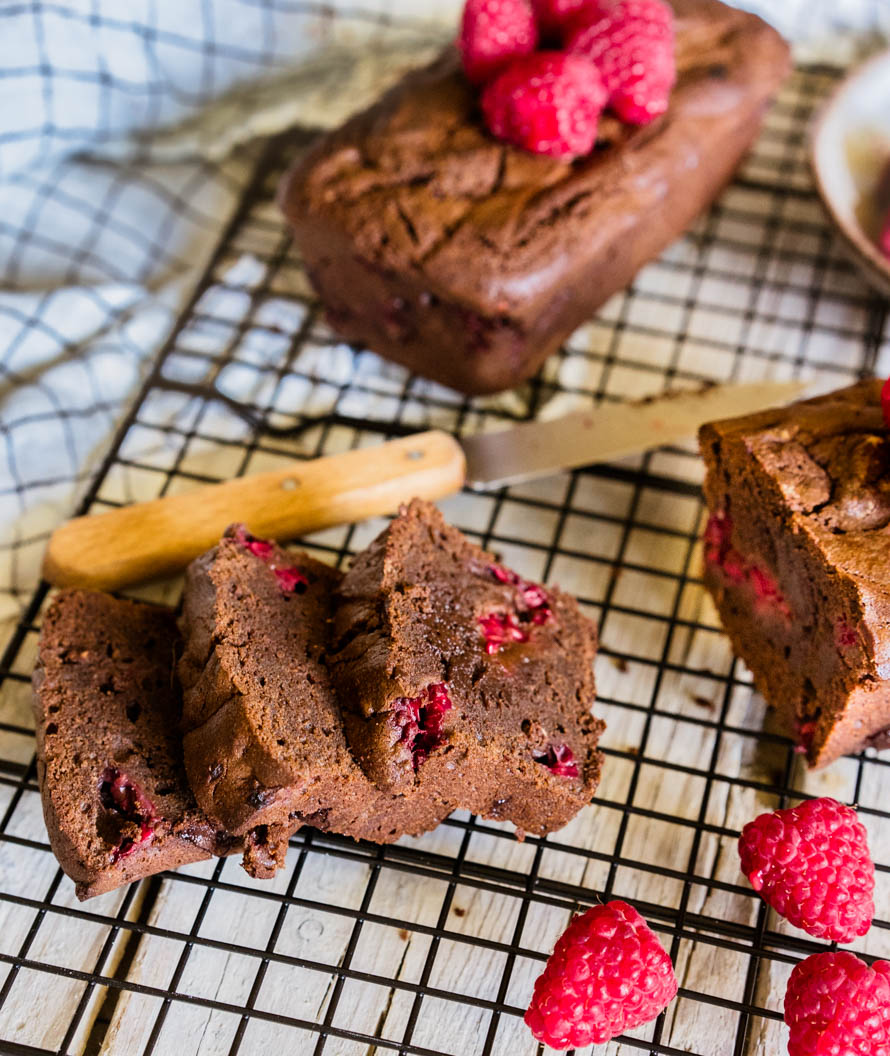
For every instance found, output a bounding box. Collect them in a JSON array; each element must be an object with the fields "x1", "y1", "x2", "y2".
[
  {"x1": 0, "y1": 0, "x2": 888, "y2": 622},
  {"x1": 0, "y1": 0, "x2": 454, "y2": 620}
]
